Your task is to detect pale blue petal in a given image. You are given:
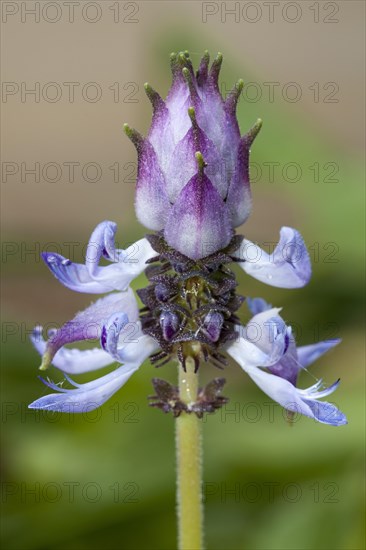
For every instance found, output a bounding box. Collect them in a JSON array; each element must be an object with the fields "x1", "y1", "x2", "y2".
[
  {"x1": 234, "y1": 363, "x2": 347, "y2": 426},
  {"x1": 43, "y1": 221, "x2": 155, "y2": 293},
  {"x1": 246, "y1": 297, "x2": 272, "y2": 315},
  {"x1": 29, "y1": 363, "x2": 140, "y2": 412},
  {"x1": 301, "y1": 398, "x2": 347, "y2": 426},
  {"x1": 297, "y1": 339, "x2": 341, "y2": 368}
]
